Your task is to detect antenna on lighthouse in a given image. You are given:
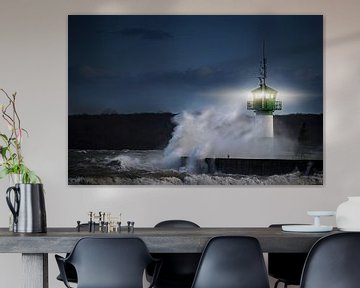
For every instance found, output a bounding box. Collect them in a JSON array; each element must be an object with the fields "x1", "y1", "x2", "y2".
[
  {"x1": 259, "y1": 40, "x2": 267, "y2": 86},
  {"x1": 262, "y1": 40, "x2": 267, "y2": 84}
]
